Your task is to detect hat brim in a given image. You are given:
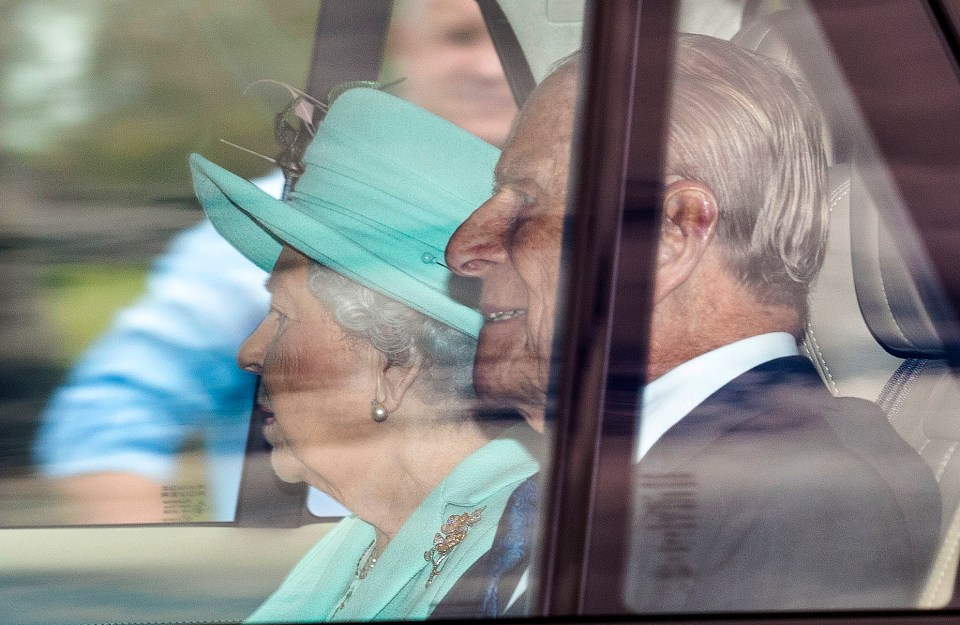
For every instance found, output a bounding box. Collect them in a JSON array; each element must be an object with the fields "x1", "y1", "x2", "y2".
[
  {"x1": 190, "y1": 154, "x2": 287, "y2": 273},
  {"x1": 189, "y1": 153, "x2": 483, "y2": 337}
]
